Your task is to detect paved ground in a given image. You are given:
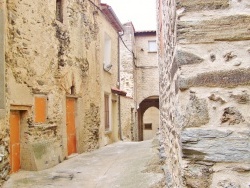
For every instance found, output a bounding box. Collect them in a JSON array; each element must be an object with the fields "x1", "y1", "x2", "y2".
[{"x1": 3, "y1": 140, "x2": 164, "y2": 188}]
